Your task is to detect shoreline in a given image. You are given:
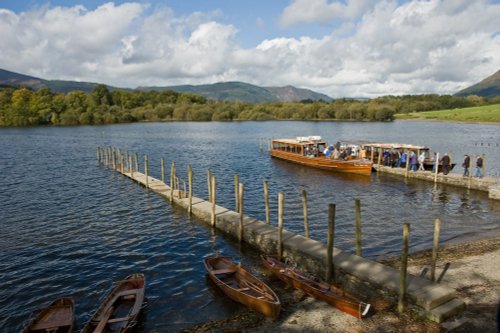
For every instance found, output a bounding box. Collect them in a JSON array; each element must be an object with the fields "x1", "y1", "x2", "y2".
[{"x1": 178, "y1": 236, "x2": 500, "y2": 333}]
